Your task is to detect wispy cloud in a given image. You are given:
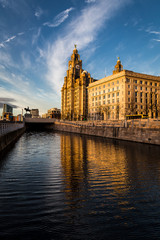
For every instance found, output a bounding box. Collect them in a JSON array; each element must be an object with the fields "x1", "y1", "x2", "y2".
[
  {"x1": 0, "y1": 35, "x2": 16, "y2": 48},
  {"x1": 0, "y1": 0, "x2": 9, "y2": 8},
  {"x1": 153, "y1": 39, "x2": 160, "y2": 42},
  {"x1": 35, "y1": 7, "x2": 43, "y2": 18},
  {"x1": 43, "y1": 7, "x2": 74, "y2": 27},
  {"x1": 5, "y1": 35, "x2": 16, "y2": 43},
  {"x1": 146, "y1": 29, "x2": 160, "y2": 35},
  {"x1": 85, "y1": 0, "x2": 96, "y2": 3},
  {"x1": 45, "y1": 0, "x2": 131, "y2": 95},
  {"x1": 32, "y1": 28, "x2": 41, "y2": 45}
]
